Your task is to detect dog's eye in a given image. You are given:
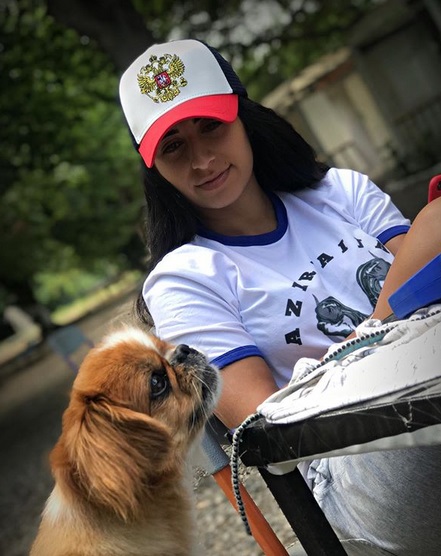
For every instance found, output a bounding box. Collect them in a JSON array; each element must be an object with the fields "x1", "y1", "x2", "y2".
[{"x1": 150, "y1": 372, "x2": 169, "y2": 399}]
